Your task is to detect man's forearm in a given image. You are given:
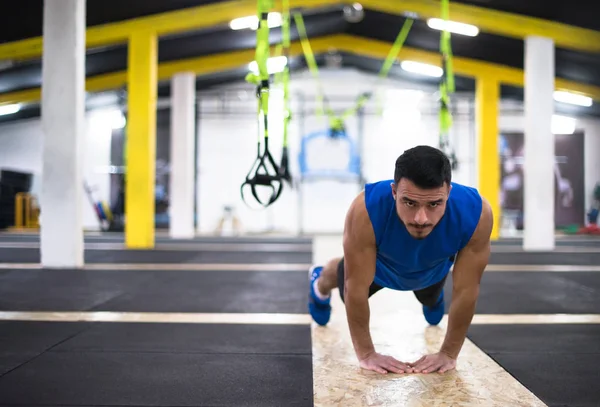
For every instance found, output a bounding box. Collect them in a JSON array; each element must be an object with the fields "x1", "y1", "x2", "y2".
[
  {"x1": 345, "y1": 291, "x2": 375, "y2": 360},
  {"x1": 440, "y1": 288, "x2": 479, "y2": 359}
]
